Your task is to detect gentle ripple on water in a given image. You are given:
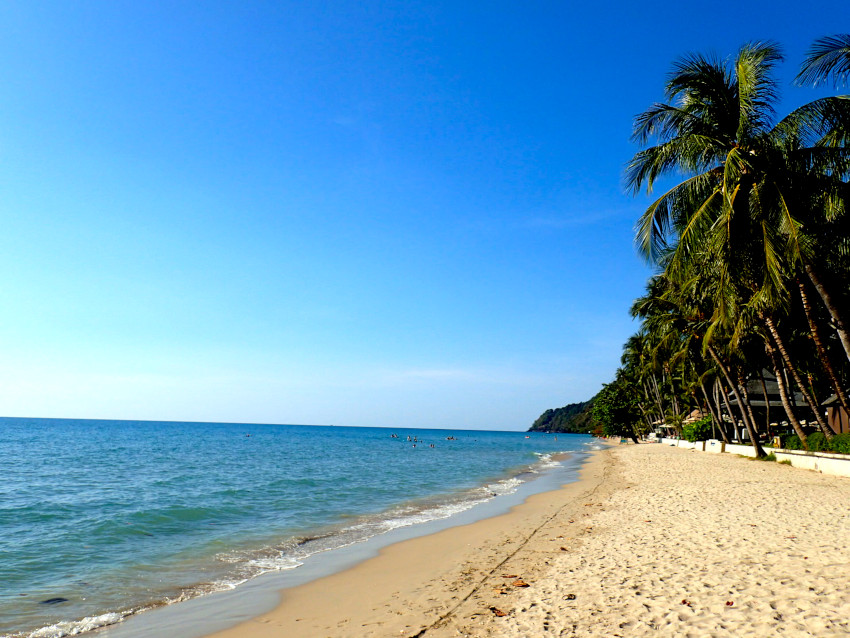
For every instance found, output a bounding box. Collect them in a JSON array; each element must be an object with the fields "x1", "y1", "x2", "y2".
[{"x1": 0, "y1": 417, "x2": 591, "y2": 637}]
